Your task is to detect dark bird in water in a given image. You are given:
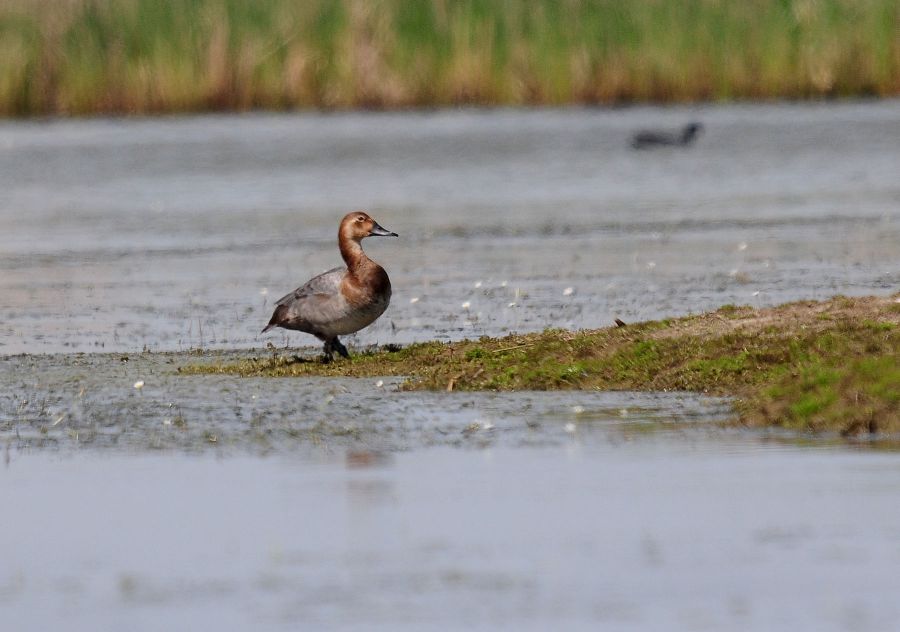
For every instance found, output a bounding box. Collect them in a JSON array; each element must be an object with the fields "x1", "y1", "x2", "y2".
[
  {"x1": 262, "y1": 211, "x2": 398, "y2": 361},
  {"x1": 631, "y1": 122, "x2": 704, "y2": 149}
]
